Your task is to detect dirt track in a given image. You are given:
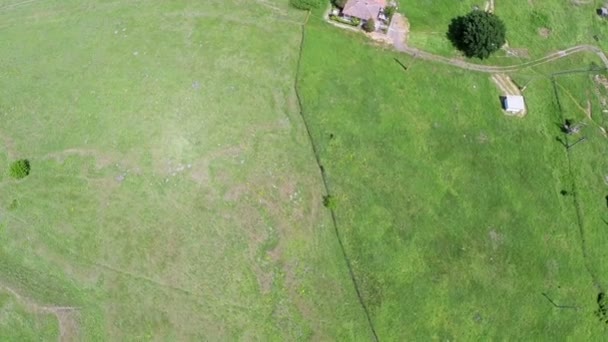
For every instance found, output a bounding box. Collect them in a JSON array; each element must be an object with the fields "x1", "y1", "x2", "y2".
[
  {"x1": 386, "y1": 14, "x2": 608, "y2": 72},
  {"x1": 1, "y1": 285, "x2": 79, "y2": 341},
  {"x1": 491, "y1": 74, "x2": 520, "y2": 95}
]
